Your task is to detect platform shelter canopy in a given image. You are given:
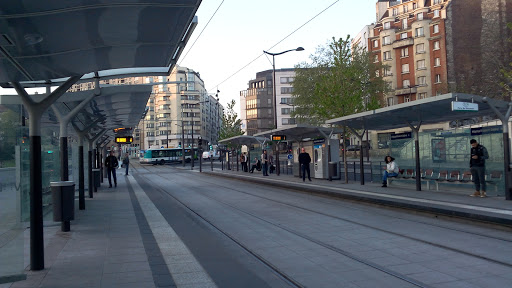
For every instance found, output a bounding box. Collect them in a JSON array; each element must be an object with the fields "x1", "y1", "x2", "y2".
[
  {"x1": 219, "y1": 135, "x2": 270, "y2": 146},
  {"x1": 326, "y1": 93, "x2": 510, "y2": 130},
  {"x1": 0, "y1": 0, "x2": 201, "y2": 85},
  {"x1": 254, "y1": 124, "x2": 344, "y2": 141}
]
